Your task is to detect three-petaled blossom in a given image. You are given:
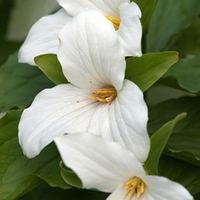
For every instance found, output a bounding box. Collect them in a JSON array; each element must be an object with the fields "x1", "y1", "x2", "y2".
[
  {"x1": 54, "y1": 133, "x2": 193, "y2": 200},
  {"x1": 18, "y1": 10, "x2": 149, "y2": 162},
  {"x1": 19, "y1": 0, "x2": 142, "y2": 65}
]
